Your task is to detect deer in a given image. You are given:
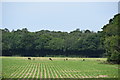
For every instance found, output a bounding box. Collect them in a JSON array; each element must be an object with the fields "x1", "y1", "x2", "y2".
[
  {"x1": 28, "y1": 58, "x2": 31, "y2": 60},
  {"x1": 49, "y1": 58, "x2": 53, "y2": 61}
]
